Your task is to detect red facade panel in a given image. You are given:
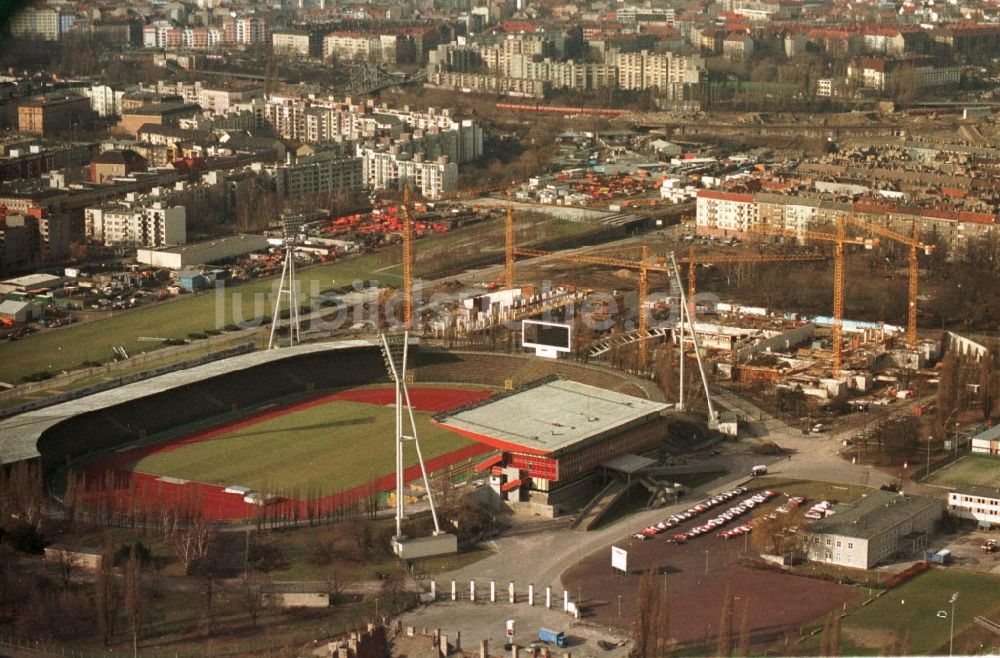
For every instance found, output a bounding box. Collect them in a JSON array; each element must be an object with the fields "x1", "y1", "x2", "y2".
[{"x1": 508, "y1": 453, "x2": 559, "y2": 481}]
